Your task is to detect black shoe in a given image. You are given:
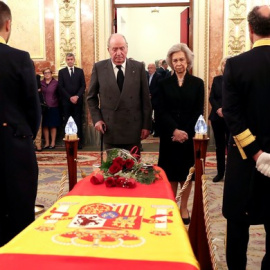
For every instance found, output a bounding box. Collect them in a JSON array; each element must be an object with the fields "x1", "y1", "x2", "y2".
[
  {"x1": 213, "y1": 174, "x2": 224, "y2": 183},
  {"x1": 181, "y1": 211, "x2": 190, "y2": 225}
]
